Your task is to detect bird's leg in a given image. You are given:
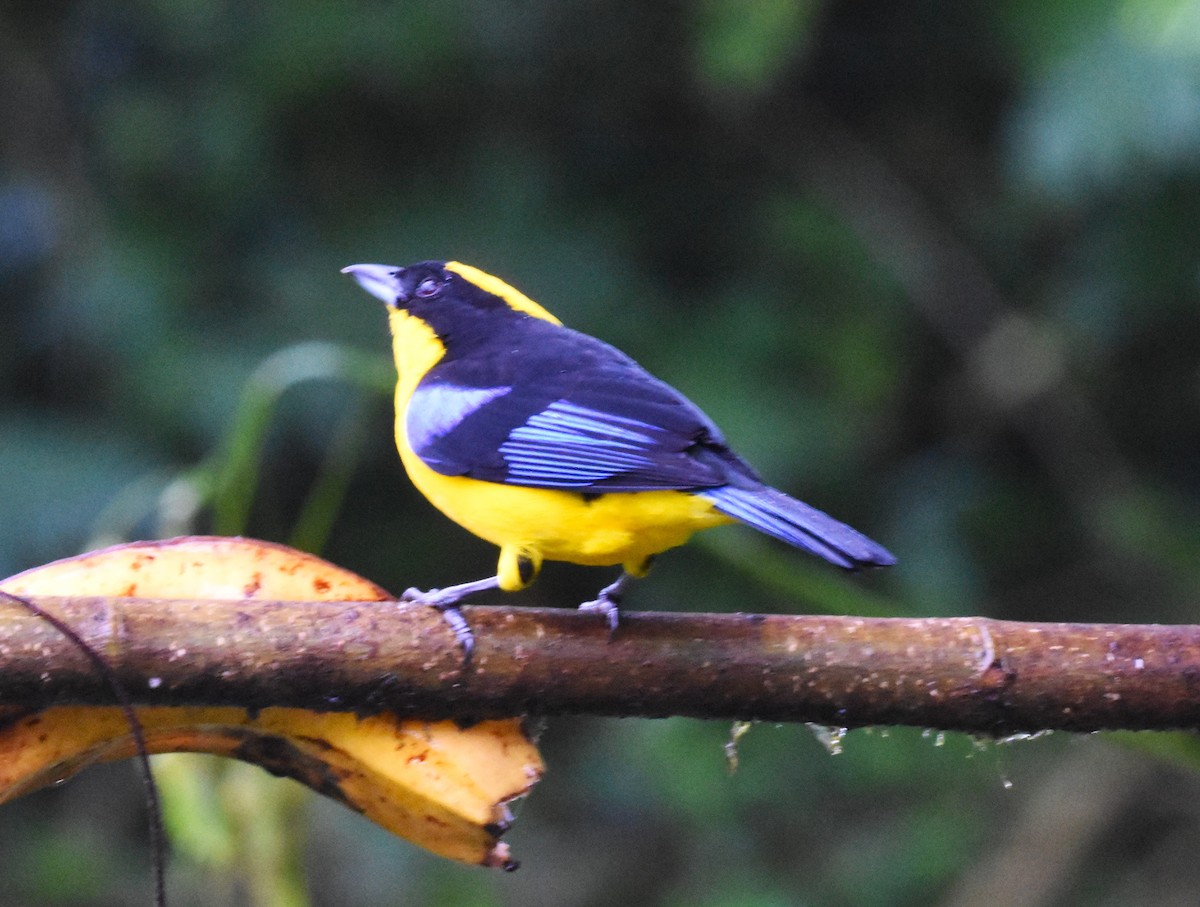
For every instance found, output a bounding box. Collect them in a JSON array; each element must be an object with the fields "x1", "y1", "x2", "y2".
[
  {"x1": 401, "y1": 576, "x2": 501, "y2": 663},
  {"x1": 578, "y1": 571, "x2": 635, "y2": 636}
]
